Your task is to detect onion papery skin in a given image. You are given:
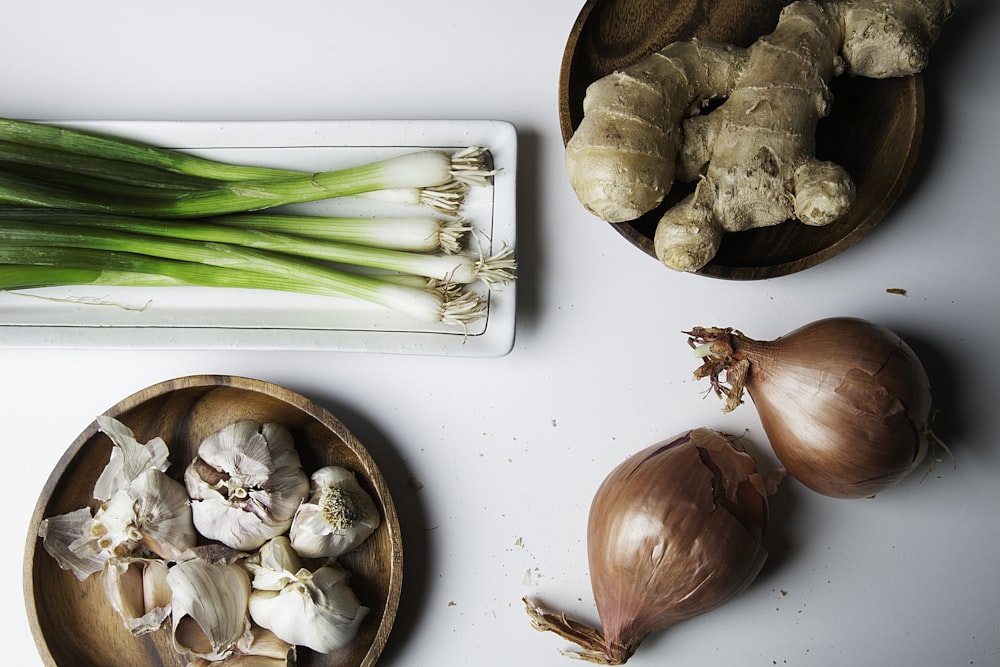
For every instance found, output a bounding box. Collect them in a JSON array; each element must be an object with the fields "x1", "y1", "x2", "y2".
[
  {"x1": 525, "y1": 428, "x2": 772, "y2": 665},
  {"x1": 689, "y1": 317, "x2": 932, "y2": 499}
]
